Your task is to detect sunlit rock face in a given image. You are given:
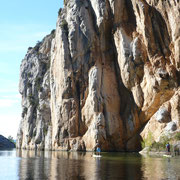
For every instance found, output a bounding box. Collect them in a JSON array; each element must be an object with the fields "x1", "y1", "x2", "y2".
[
  {"x1": 17, "y1": 33, "x2": 54, "y2": 150},
  {"x1": 17, "y1": 0, "x2": 180, "y2": 151}
]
